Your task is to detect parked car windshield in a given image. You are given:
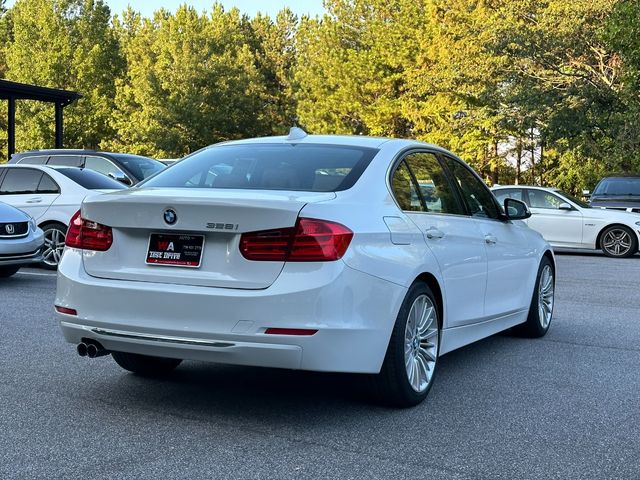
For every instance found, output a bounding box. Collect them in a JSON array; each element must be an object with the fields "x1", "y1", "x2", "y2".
[
  {"x1": 55, "y1": 168, "x2": 127, "y2": 190},
  {"x1": 141, "y1": 144, "x2": 379, "y2": 192},
  {"x1": 557, "y1": 190, "x2": 590, "y2": 208},
  {"x1": 109, "y1": 154, "x2": 165, "y2": 180},
  {"x1": 593, "y1": 178, "x2": 640, "y2": 197}
]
